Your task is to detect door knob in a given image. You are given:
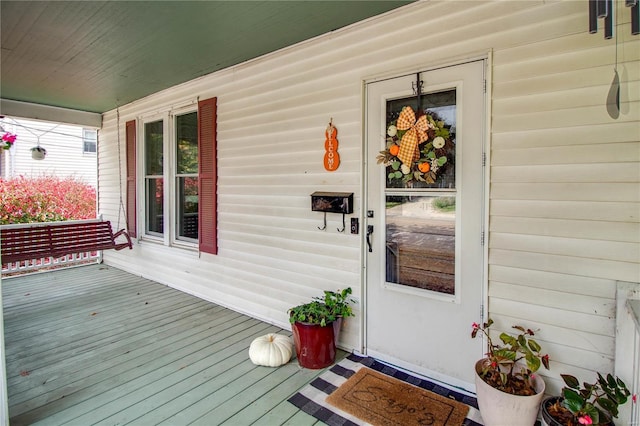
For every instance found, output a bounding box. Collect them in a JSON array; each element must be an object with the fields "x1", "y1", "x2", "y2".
[{"x1": 366, "y1": 225, "x2": 374, "y2": 252}]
